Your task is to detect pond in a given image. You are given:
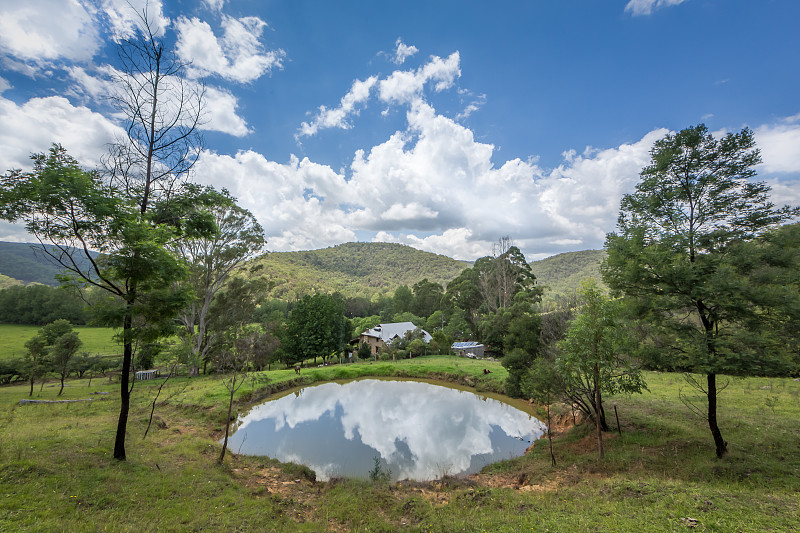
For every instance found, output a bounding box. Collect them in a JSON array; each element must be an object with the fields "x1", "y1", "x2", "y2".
[{"x1": 226, "y1": 379, "x2": 545, "y2": 481}]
